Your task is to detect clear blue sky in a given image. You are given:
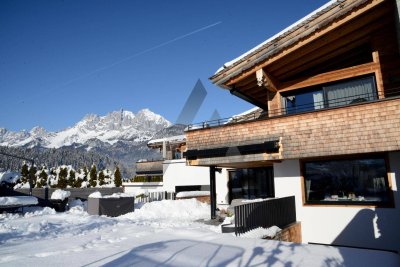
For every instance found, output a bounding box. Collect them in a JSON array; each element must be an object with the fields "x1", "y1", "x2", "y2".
[{"x1": 0, "y1": 0, "x2": 328, "y2": 132}]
